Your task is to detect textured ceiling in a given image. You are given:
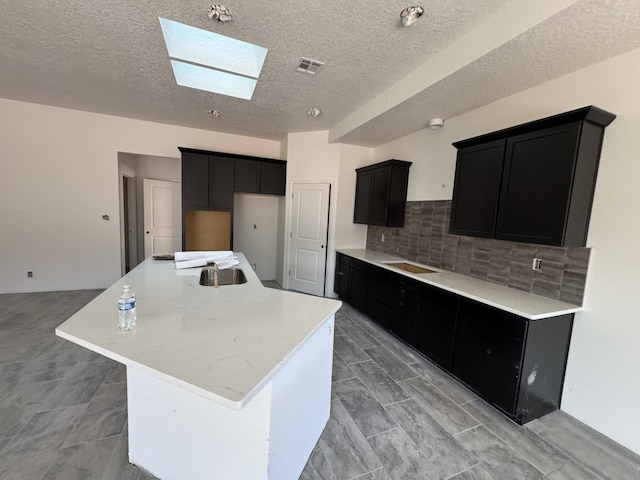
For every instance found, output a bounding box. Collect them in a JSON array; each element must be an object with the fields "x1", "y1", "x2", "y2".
[{"x1": 0, "y1": 0, "x2": 639, "y2": 147}]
